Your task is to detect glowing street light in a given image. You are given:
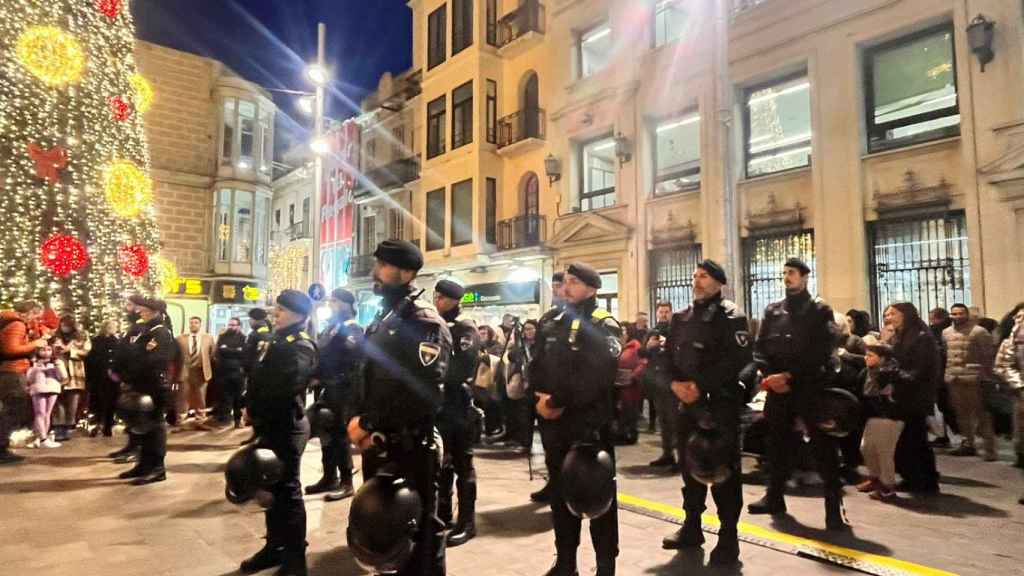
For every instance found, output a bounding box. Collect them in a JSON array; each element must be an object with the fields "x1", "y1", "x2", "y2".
[
  {"x1": 306, "y1": 64, "x2": 328, "y2": 86},
  {"x1": 297, "y1": 94, "x2": 314, "y2": 115},
  {"x1": 310, "y1": 137, "x2": 329, "y2": 156}
]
